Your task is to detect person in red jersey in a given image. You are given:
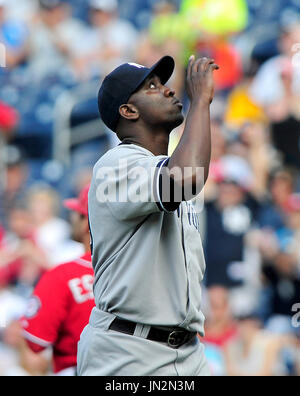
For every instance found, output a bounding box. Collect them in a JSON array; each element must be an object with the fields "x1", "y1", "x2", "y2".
[
  {"x1": 0, "y1": 223, "x2": 4, "y2": 246},
  {"x1": 20, "y1": 184, "x2": 95, "y2": 376}
]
